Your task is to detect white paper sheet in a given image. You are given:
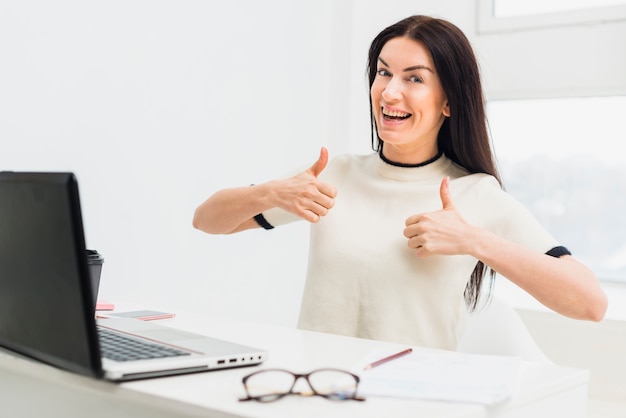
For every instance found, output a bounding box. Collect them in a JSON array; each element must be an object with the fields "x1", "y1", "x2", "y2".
[{"x1": 355, "y1": 349, "x2": 521, "y2": 405}]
